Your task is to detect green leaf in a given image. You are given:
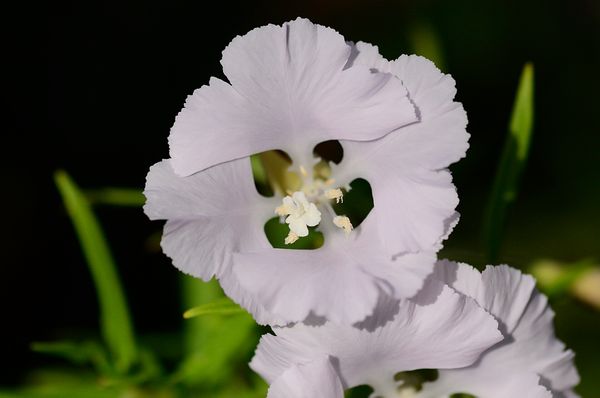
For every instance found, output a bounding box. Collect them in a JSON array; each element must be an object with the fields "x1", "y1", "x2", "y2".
[
  {"x1": 85, "y1": 188, "x2": 145, "y2": 207},
  {"x1": 264, "y1": 216, "x2": 324, "y2": 250},
  {"x1": 483, "y1": 63, "x2": 535, "y2": 263},
  {"x1": 54, "y1": 170, "x2": 137, "y2": 373},
  {"x1": 530, "y1": 258, "x2": 597, "y2": 298},
  {"x1": 174, "y1": 277, "x2": 257, "y2": 388},
  {"x1": 409, "y1": 21, "x2": 446, "y2": 71},
  {"x1": 31, "y1": 340, "x2": 111, "y2": 374},
  {"x1": 0, "y1": 369, "x2": 126, "y2": 398},
  {"x1": 183, "y1": 298, "x2": 245, "y2": 319},
  {"x1": 250, "y1": 154, "x2": 267, "y2": 187},
  {"x1": 258, "y1": 151, "x2": 300, "y2": 196}
]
